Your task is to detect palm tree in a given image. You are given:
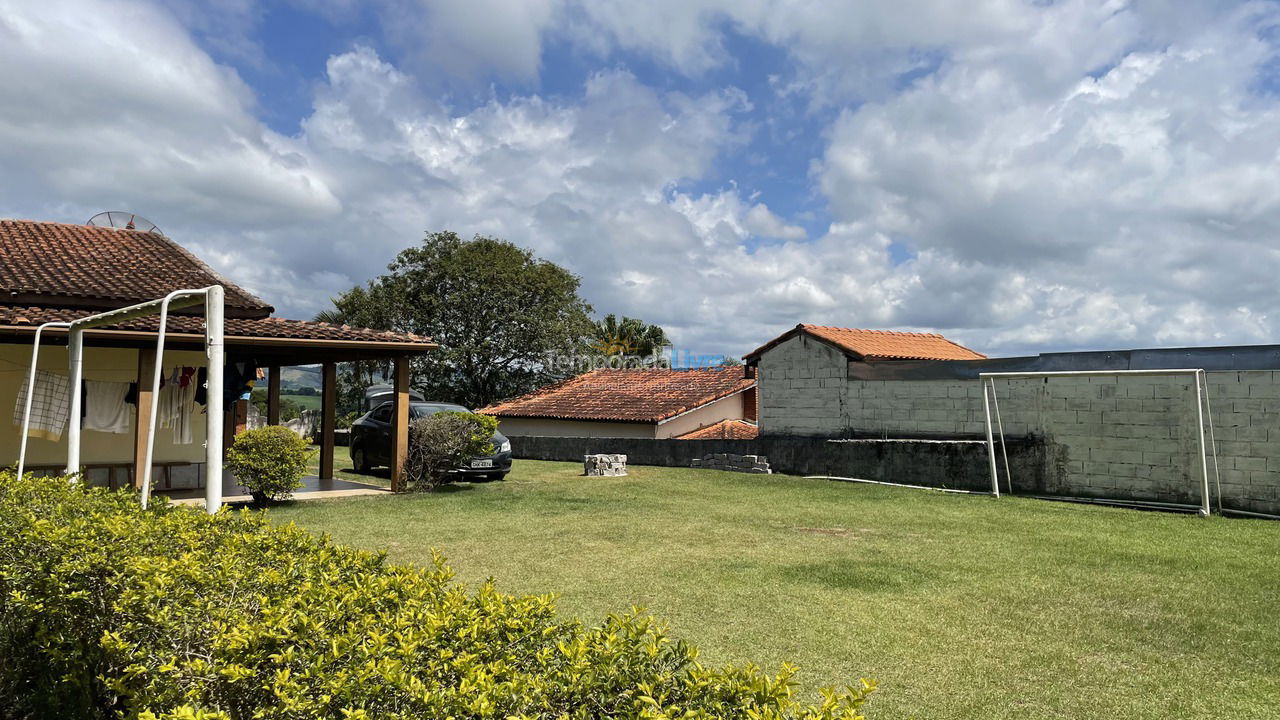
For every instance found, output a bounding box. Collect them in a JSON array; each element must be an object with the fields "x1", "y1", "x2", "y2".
[
  {"x1": 587, "y1": 314, "x2": 670, "y2": 360},
  {"x1": 312, "y1": 308, "x2": 346, "y2": 325}
]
